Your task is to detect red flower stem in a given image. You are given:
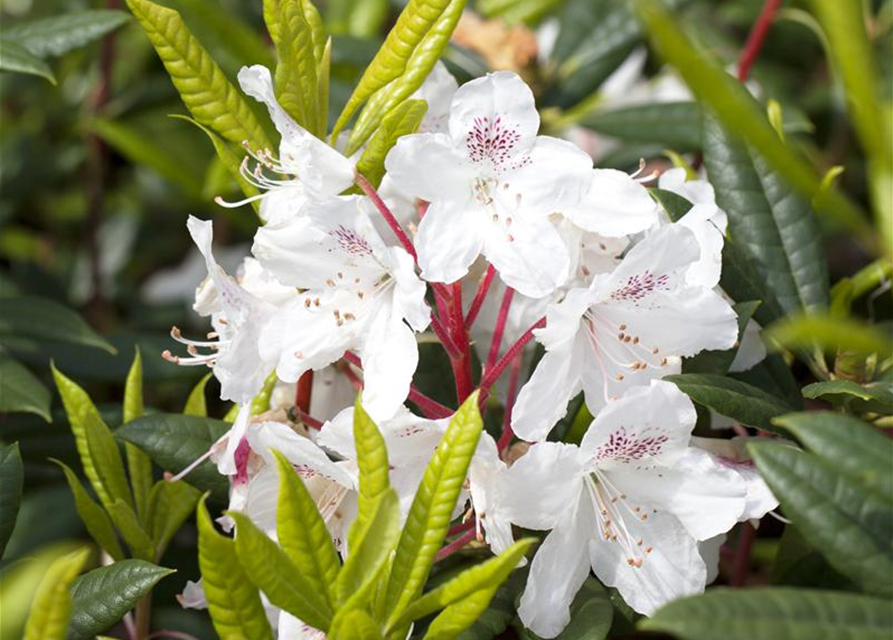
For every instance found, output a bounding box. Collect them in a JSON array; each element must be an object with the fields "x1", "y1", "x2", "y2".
[
  {"x1": 464, "y1": 264, "x2": 496, "y2": 328},
  {"x1": 296, "y1": 408, "x2": 323, "y2": 430},
  {"x1": 497, "y1": 354, "x2": 522, "y2": 452},
  {"x1": 485, "y1": 287, "x2": 515, "y2": 376},
  {"x1": 731, "y1": 522, "x2": 756, "y2": 586},
  {"x1": 435, "y1": 529, "x2": 477, "y2": 562},
  {"x1": 430, "y1": 314, "x2": 463, "y2": 359},
  {"x1": 450, "y1": 280, "x2": 475, "y2": 402},
  {"x1": 737, "y1": 0, "x2": 784, "y2": 82},
  {"x1": 447, "y1": 518, "x2": 475, "y2": 538},
  {"x1": 295, "y1": 370, "x2": 313, "y2": 414},
  {"x1": 479, "y1": 317, "x2": 545, "y2": 404},
  {"x1": 355, "y1": 171, "x2": 416, "y2": 260},
  {"x1": 338, "y1": 360, "x2": 364, "y2": 392}
]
